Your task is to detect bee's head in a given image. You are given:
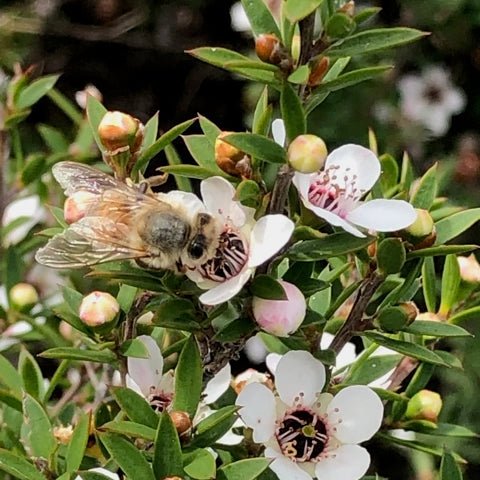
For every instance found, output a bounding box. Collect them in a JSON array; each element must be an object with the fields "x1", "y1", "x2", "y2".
[{"x1": 186, "y1": 213, "x2": 220, "y2": 263}]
